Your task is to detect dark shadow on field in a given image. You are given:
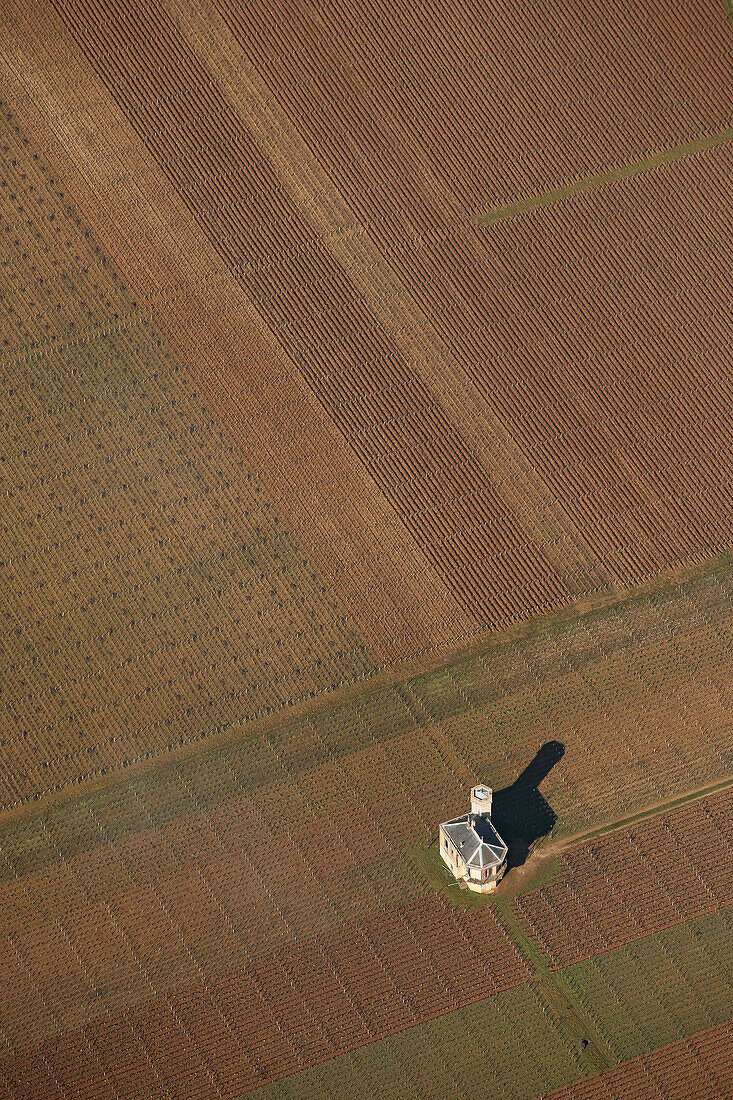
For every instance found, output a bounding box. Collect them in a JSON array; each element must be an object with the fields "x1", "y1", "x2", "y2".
[{"x1": 491, "y1": 741, "x2": 565, "y2": 870}]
